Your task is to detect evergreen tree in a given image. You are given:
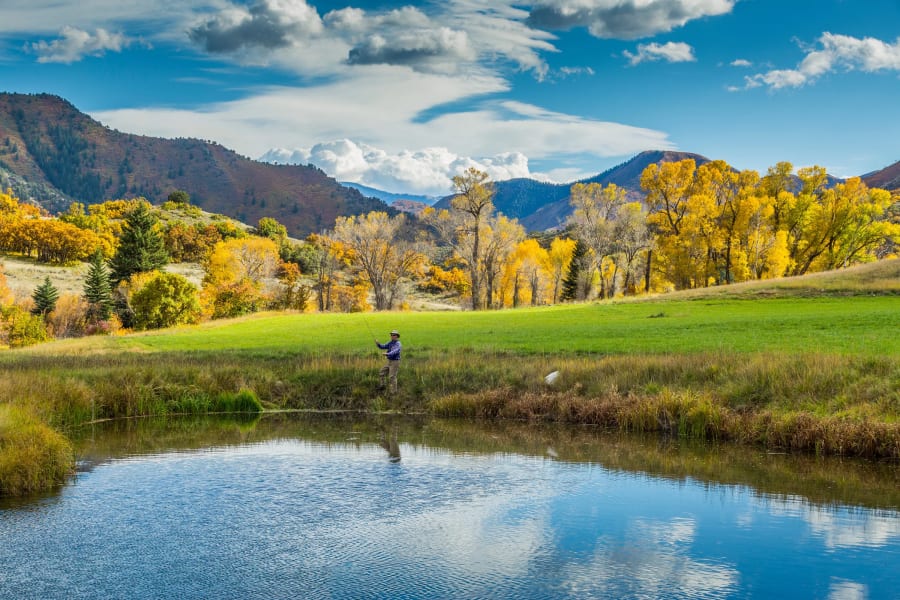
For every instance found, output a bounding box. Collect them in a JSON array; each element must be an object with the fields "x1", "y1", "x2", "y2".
[
  {"x1": 83, "y1": 249, "x2": 113, "y2": 321},
  {"x1": 109, "y1": 202, "x2": 168, "y2": 284},
  {"x1": 560, "y1": 238, "x2": 587, "y2": 302},
  {"x1": 31, "y1": 276, "x2": 59, "y2": 316}
]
